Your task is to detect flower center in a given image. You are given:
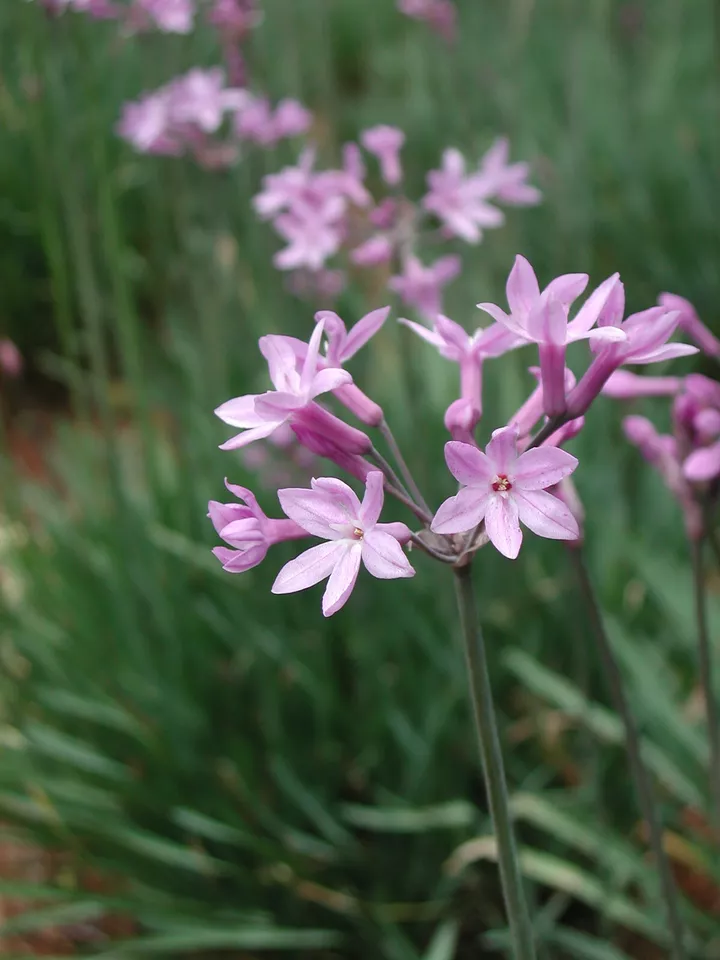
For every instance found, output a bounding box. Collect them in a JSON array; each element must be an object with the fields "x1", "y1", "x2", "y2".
[
  {"x1": 352, "y1": 527, "x2": 364, "y2": 540},
  {"x1": 492, "y1": 474, "x2": 512, "y2": 492}
]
